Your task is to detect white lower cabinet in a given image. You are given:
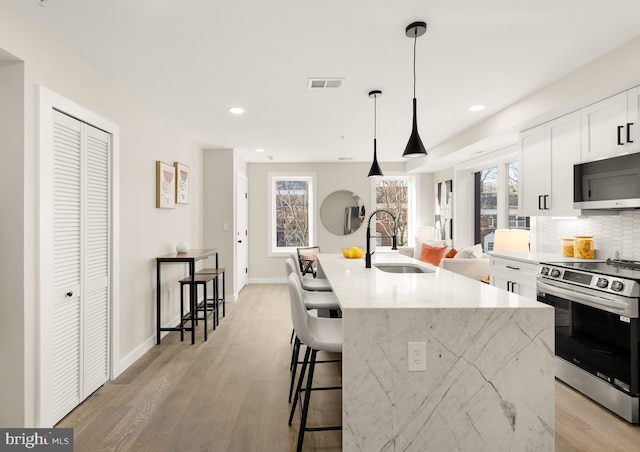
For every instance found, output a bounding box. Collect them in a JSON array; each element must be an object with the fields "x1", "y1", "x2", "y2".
[{"x1": 490, "y1": 255, "x2": 538, "y2": 300}]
